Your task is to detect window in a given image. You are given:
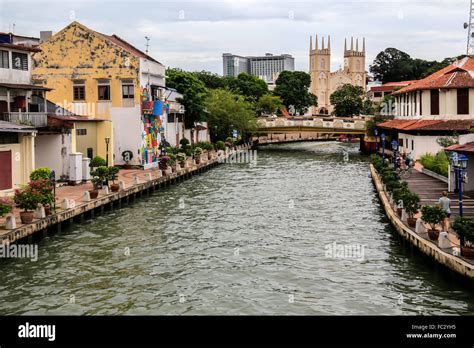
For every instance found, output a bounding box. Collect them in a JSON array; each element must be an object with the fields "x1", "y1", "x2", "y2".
[
  {"x1": 73, "y1": 82, "x2": 85, "y2": 101},
  {"x1": 420, "y1": 91, "x2": 423, "y2": 115},
  {"x1": 0, "y1": 50, "x2": 8, "y2": 69},
  {"x1": 412, "y1": 140, "x2": 414, "y2": 151},
  {"x1": 374, "y1": 92, "x2": 382, "y2": 98},
  {"x1": 457, "y1": 88, "x2": 469, "y2": 115},
  {"x1": 12, "y1": 52, "x2": 28, "y2": 70},
  {"x1": 76, "y1": 129, "x2": 87, "y2": 136},
  {"x1": 122, "y1": 84, "x2": 134, "y2": 99},
  {"x1": 0, "y1": 132, "x2": 19, "y2": 144},
  {"x1": 406, "y1": 138, "x2": 408, "y2": 148},
  {"x1": 87, "y1": 148, "x2": 93, "y2": 160},
  {"x1": 98, "y1": 80, "x2": 110, "y2": 101},
  {"x1": 430, "y1": 89, "x2": 439, "y2": 115}
]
